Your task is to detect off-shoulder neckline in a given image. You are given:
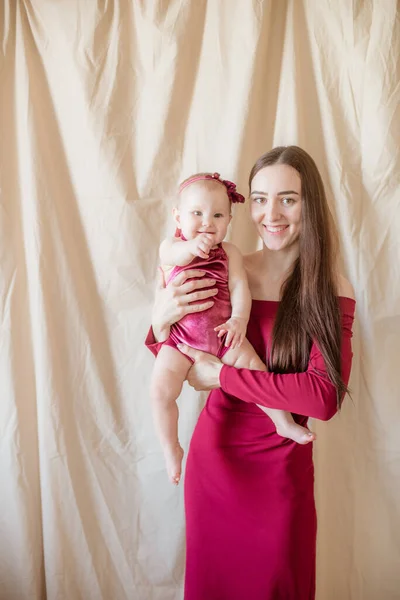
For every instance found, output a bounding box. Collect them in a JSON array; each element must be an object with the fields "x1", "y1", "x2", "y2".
[
  {"x1": 251, "y1": 296, "x2": 355, "y2": 303},
  {"x1": 250, "y1": 296, "x2": 356, "y2": 316}
]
